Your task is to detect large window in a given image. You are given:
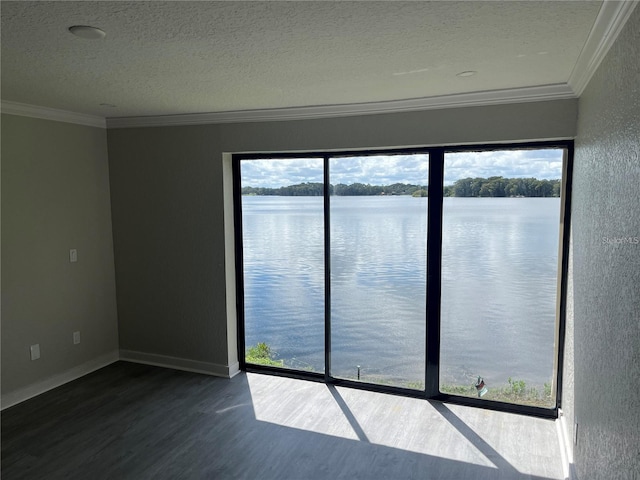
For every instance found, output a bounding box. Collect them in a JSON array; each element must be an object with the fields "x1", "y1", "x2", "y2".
[{"x1": 234, "y1": 143, "x2": 572, "y2": 417}]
